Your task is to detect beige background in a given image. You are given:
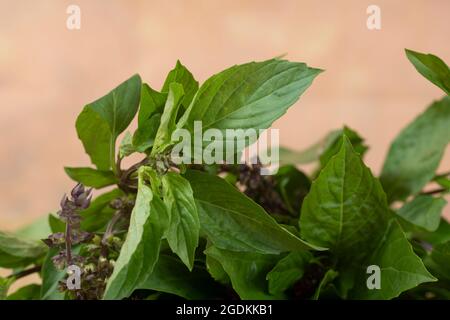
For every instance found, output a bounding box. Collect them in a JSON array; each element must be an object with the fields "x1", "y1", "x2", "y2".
[{"x1": 0, "y1": 0, "x2": 449, "y2": 231}]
